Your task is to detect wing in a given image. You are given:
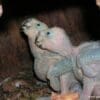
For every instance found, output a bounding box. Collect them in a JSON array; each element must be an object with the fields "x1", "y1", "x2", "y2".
[
  {"x1": 79, "y1": 41, "x2": 100, "y2": 54},
  {"x1": 77, "y1": 47, "x2": 100, "y2": 78}
]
